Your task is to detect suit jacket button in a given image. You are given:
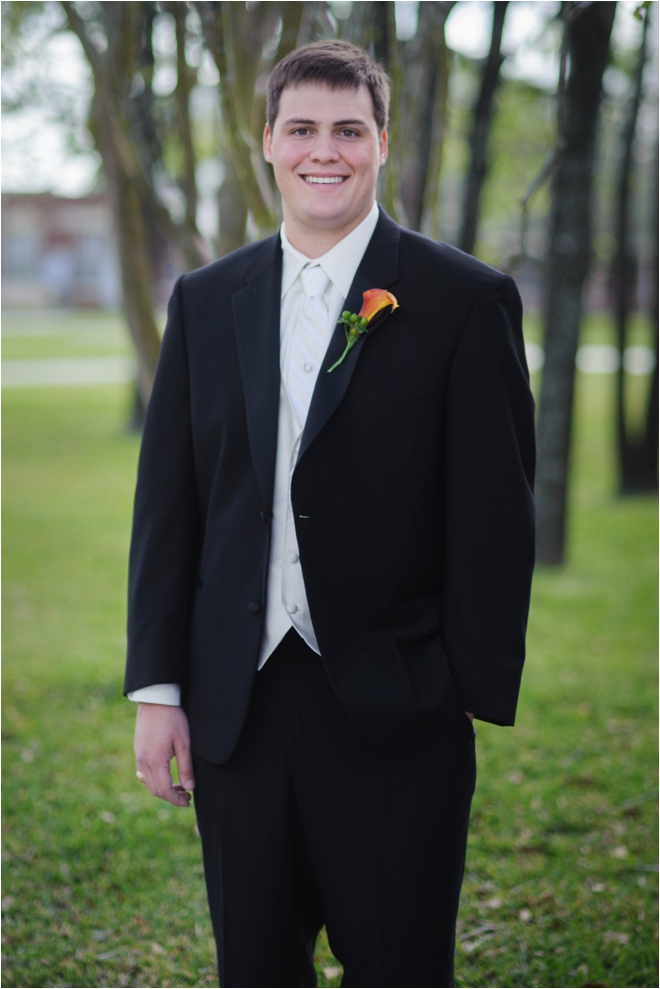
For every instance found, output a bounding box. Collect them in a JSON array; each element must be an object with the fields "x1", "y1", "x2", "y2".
[{"x1": 247, "y1": 601, "x2": 261, "y2": 614}]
